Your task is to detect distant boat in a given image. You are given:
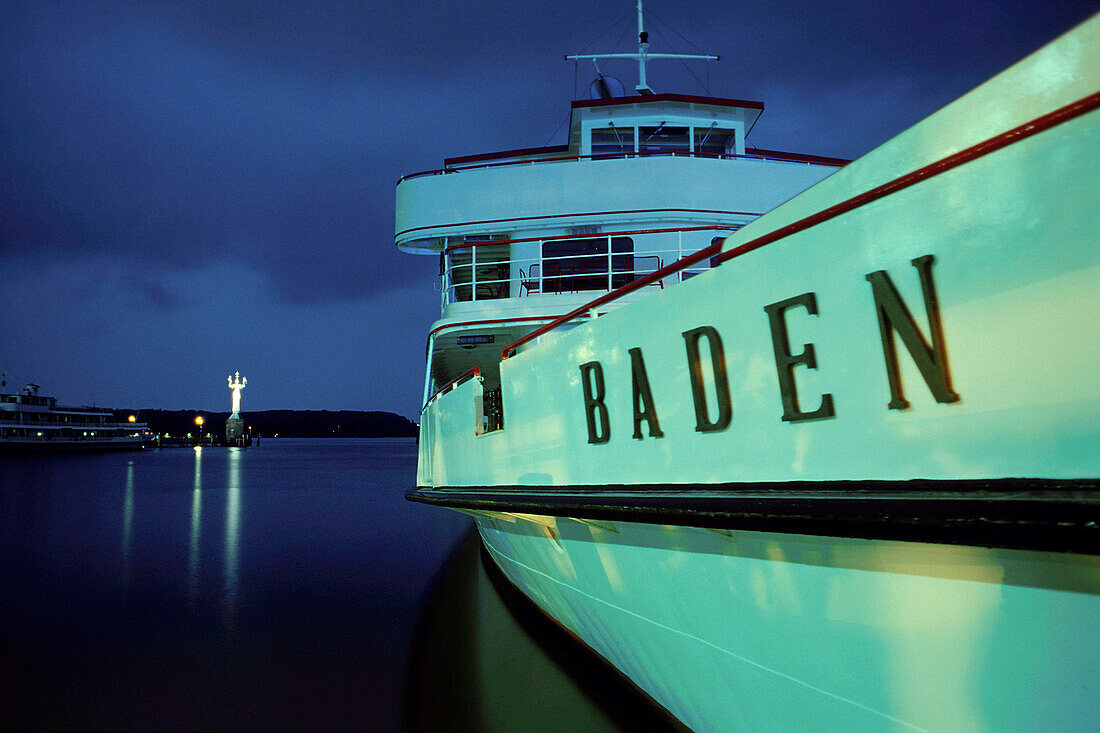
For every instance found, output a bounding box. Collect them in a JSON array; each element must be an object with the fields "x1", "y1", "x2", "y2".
[
  {"x1": 0, "y1": 383, "x2": 151, "y2": 452},
  {"x1": 402, "y1": 4, "x2": 1100, "y2": 730}
]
